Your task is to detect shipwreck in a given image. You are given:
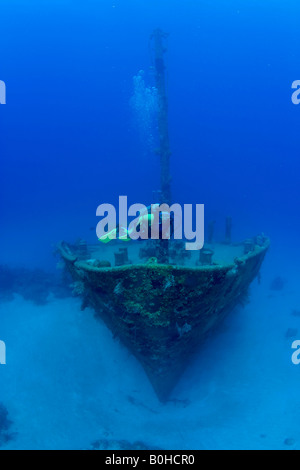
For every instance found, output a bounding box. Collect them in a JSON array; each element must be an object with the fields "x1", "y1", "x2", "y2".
[{"x1": 58, "y1": 30, "x2": 269, "y2": 402}]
